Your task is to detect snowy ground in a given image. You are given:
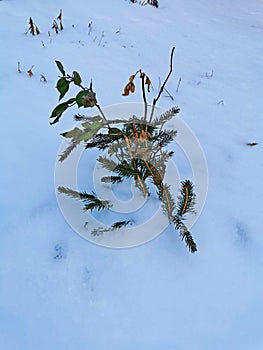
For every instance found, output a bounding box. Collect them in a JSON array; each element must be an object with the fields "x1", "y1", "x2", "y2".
[{"x1": 1, "y1": 0, "x2": 263, "y2": 349}]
